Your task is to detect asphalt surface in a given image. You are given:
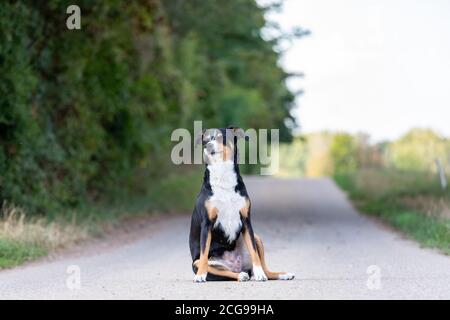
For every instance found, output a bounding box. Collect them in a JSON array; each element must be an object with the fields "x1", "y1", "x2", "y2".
[{"x1": 1, "y1": 177, "x2": 449, "y2": 299}]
